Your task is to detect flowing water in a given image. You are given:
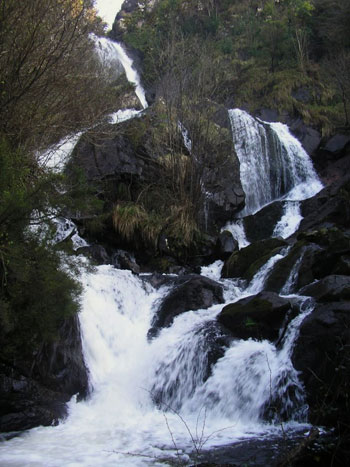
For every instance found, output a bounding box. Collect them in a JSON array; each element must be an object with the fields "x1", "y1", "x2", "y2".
[
  {"x1": 0, "y1": 19, "x2": 321, "y2": 462},
  {"x1": 0, "y1": 253, "x2": 312, "y2": 466},
  {"x1": 94, "y1": 36, "x2": 148, "y2": 110},
  {"x1": 225, "y1": 109, "x2": 323, "y2": 245},
  {"x1": 228, "y1": 109, "x2": 323, "y2": 217}
]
